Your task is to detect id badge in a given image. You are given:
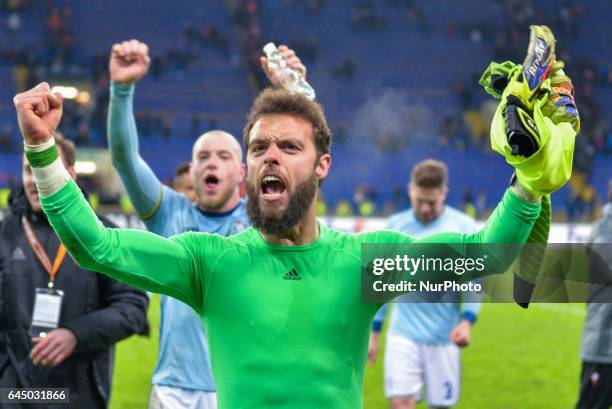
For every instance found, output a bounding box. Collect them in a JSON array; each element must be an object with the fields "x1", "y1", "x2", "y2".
[{"x1": 29, "y1": 287, "x2": 64, "y2": 337}]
